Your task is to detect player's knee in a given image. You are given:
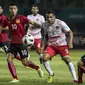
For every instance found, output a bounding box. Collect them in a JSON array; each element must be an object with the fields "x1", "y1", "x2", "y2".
[
  {"x1": 43, "y1": 54, "x2": 50, "y2": 62},
  {"x1": 22, "y1": 58, "x2": 28, "y2": 66},
  {"x1": 22, "y1": 60, "x2": 26, "y2": 66},
  {"x1": 77, "y1": 60, "x2": 83, "y2": 67},
  {"x1": 62, "y1": 56, "x2": 71, "y2": 64},
  {"x1": 36, "y1": 48, "x2": 41, "y2": 54},
  {"x1": 7, "y1": 53, "x2": 14, "y2": 62},
  {"x1": 77, "y1": 61, "x2": 80, "y2": 67}
]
